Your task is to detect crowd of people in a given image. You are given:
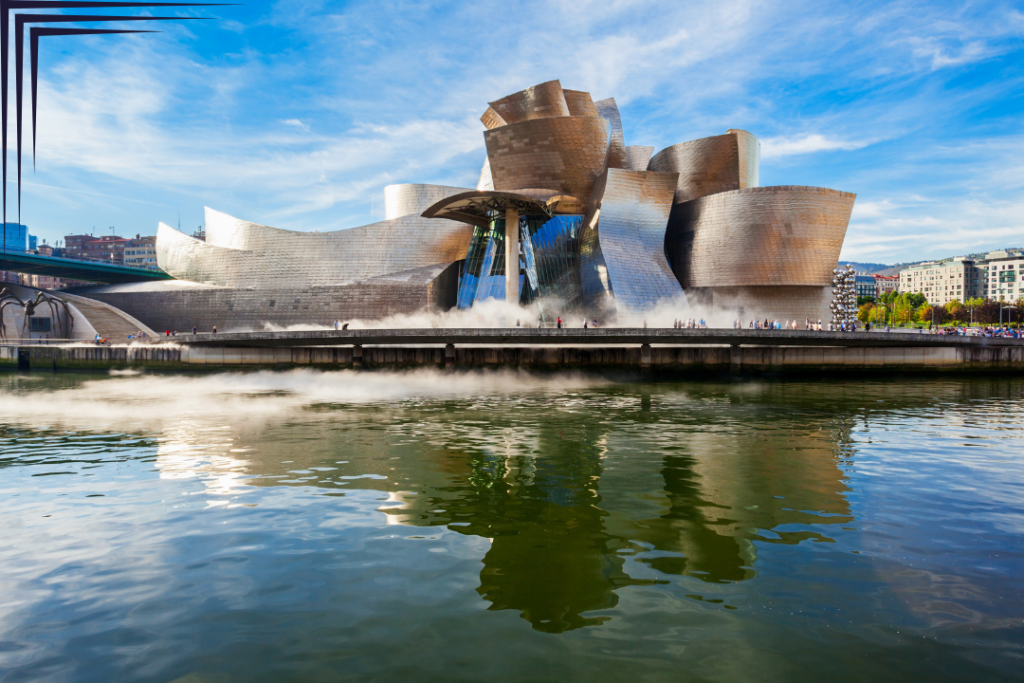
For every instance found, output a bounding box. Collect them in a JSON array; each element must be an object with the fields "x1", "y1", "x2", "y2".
[{"x1": 925, "y1": 325, "x2": 1022, "y2": 338}]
